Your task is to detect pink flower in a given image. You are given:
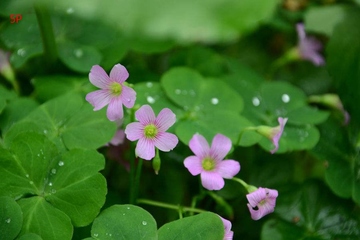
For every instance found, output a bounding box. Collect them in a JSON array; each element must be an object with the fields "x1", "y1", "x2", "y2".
[
  {"x1": 256, "y1": 117, "x2": 288, "y2": 154},
  {"x1": 246, "y1": 187, "x2": 278, "y2": 220},
  {"x1": 86, "y1": 64, "x2": 136, "y2": 121},
  {"x1": 296, "y1": 23, "x2": 325, "y2": 66},
  {"x1": 106, "y1": 129, "x2": 125, "y2": 146},
  {"x1": 218, "y1": 215, "x2": 234, "y2": 240},
  {"x1": 124, "y1": 105, "x2": 178, "y2": 160},
  {"x1": 184, "y1": 134, "x2": 240, "y2": 191}
]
